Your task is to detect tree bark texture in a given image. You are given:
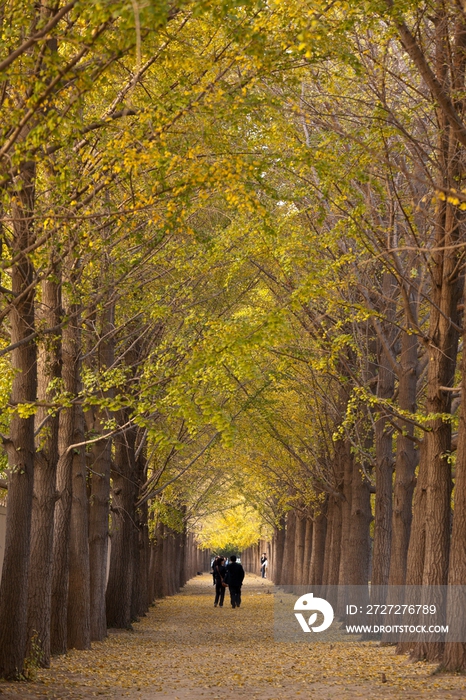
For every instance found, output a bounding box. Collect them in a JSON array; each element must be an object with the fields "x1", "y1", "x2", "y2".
[
  {"x1": 442, "y1": 273, "x2": 466, "y2": 670},
  {"x1": 106, "y1": 419, "x2": 137, "y2": 629},
  {"x1": 272, "y1": 519, "x2": 286, "y2": 585},
  {"x1": 309, "y1": 499, "x2": 327, "y2": 586},
  {"x1": 372, "y1": 325, "x2": 395, "y2": 587},
  {"x1": 293, "y1": 512, "x2": 306, "y2": 587},
  {"x1": 50, "y1": 297, "x2": 78, "y2": 655},
  {"x1": 67, "y1": 399, "x2": 91, "y2": 650},
  {"x1": 408, "y1": 4, "x2": 464, "y2": 663},
  {"x1": 88, "y1": 303, "x2": 115, "y2": 641},
  {"x1": 388, "y1": 327, "x2": 418, "y2": 587},
  {"x1": 280, "y1": 510, "x2": 296, "y2": 587},
  {"x1": 301, "y1": 516, "x2": 313, "y2": 585},
  {"x1": 0, "y1": 163, "x2": 37, "y2": 679},
  {"x1": 27, "y1": 275, "x2": 62, "y2": 667}
]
